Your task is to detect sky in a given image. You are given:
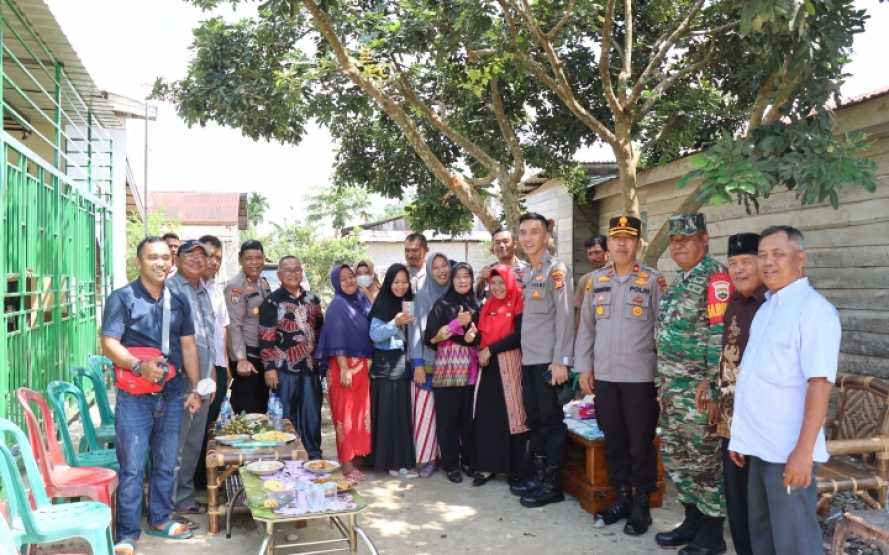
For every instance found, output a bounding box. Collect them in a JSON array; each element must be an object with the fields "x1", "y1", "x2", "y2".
[{"x1": 46, "y1": 0, "x2": 889, "y2": 229}]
